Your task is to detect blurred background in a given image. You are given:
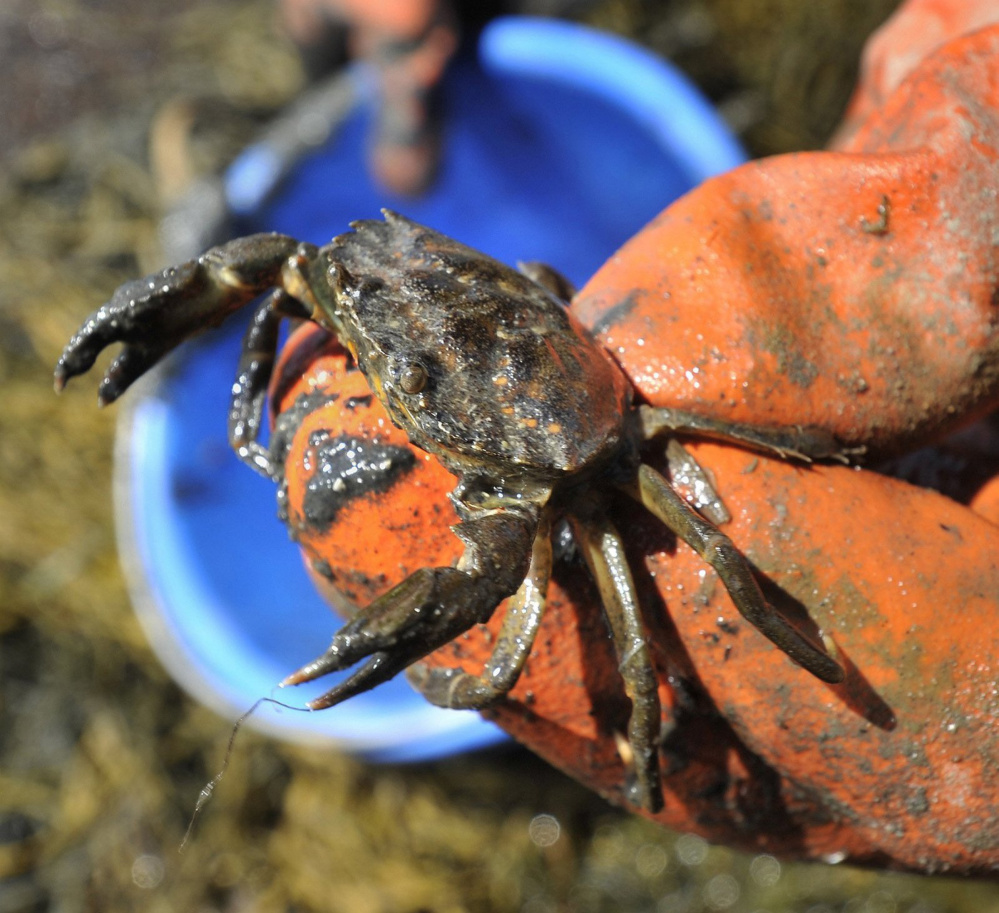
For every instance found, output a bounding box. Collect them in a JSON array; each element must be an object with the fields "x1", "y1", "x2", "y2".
[{"x1": 5, "y1": 0, "x2": 999, "y2": 910}]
